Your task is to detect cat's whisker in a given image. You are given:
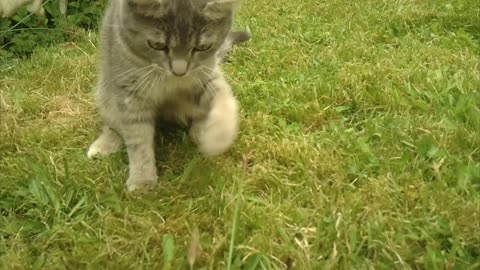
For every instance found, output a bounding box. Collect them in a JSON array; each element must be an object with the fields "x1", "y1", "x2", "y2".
[
  {"x1": 194, "y1": 73, "x2": 216, "y2": 101},
  {"x1": 198, "y1": 70, "x2": 220, "y2": 99},
  {"x1": 145, "y1": 67, "x2": 163, "y2": 91},
  {"x1": 198, "y1": 65, "x2": 216, "y2": 74},
  {"x1": 200, "y1": 65, "x2": 215, "y2": 71},
  {"x1": 137, "y1": 73, "x2": 152, "y2": 96},
  {"x1": 195, "y1": 68, "x2": 213, "y2": 82},
  {"x1": 137, "y1": 68, "x2": 157, "y2": 95},
  {"x1": 146, "y1": 73, "x2": 156, "y2": 94},
  {"x1": 104, "y1": 65, "x2": 153, "y2": 90},
  {"x1": 153, "y1": 74, "x2": 163, "y2": 91},
  {"x1": 128, "y1": 71, "x2": 144, "y2": 95},
  {"x1": 152, "y1": 65, "x2": 167, "y2": 73},
  {"x1": 199, "y1": 69, "x2": 213, "y2": 78},
  {"x1": 145, "y1": 70, "x2": 161, "y2": 94},
  {"x1": 193, "y1": 77, "x2": 205, "y2": 93},
  {"x1": 130, "y1": 67, "x2": 154, "y2": 96},
  {"x1": 116, "y1": 65, "x2": 150, "y2": 80}
]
